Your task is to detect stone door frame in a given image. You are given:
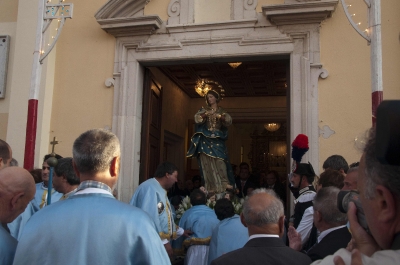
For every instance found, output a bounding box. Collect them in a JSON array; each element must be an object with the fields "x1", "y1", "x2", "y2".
[{"x1": 95, "y1": 0, "x2": 337, "y2": 202}]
